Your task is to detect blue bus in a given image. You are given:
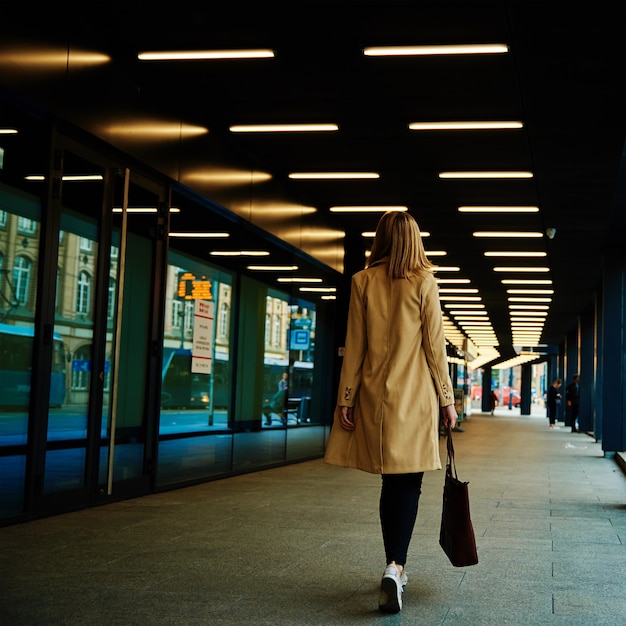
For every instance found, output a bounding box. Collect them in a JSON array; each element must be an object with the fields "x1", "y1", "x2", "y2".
[{"x1": 0, "y1": 323, "x2": 66, "y2": 408}]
